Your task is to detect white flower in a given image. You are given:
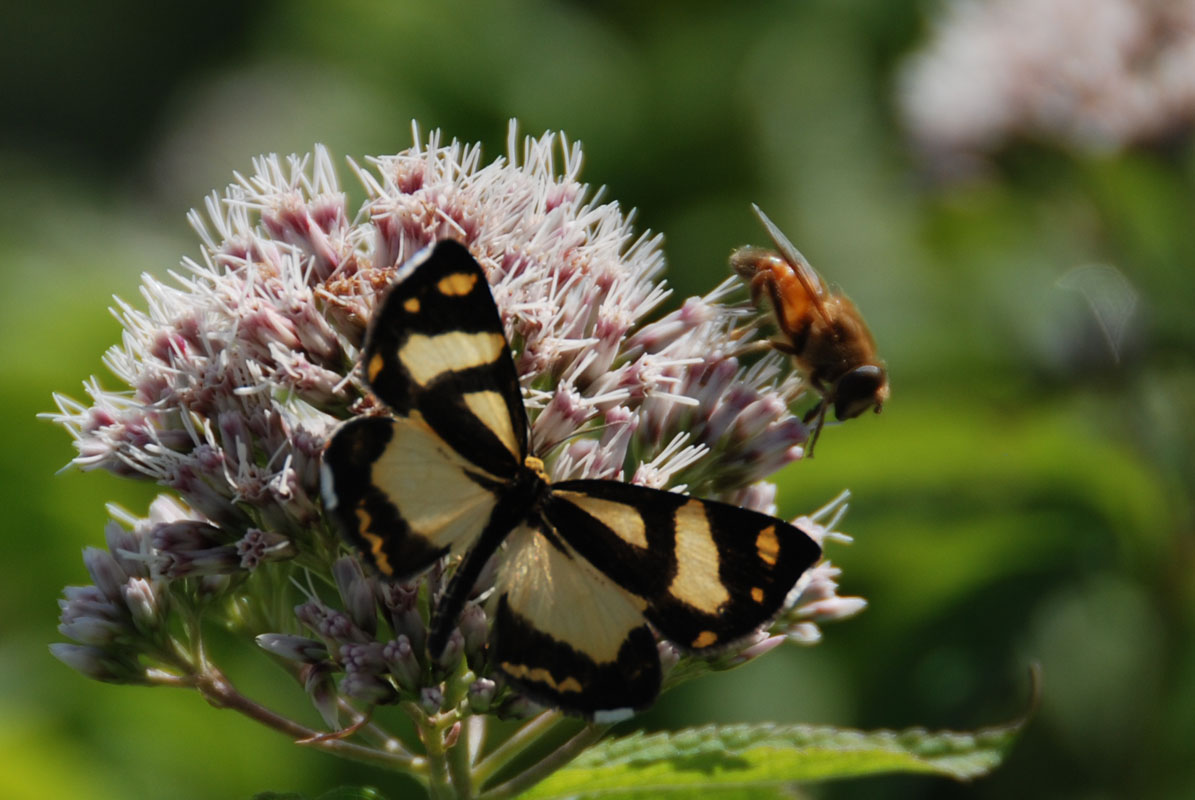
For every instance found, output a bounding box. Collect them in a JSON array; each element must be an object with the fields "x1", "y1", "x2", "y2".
[
  {"x1": 49, "y1": 122, "x2": 859, "y2": 708},
  {"x1": 50, "y1": 123, "x2": 810, "y2": 543}
]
